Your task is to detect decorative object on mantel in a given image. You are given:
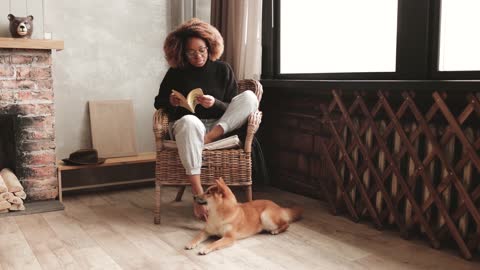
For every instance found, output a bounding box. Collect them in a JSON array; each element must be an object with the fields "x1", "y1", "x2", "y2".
[
  {"x1": 7, "y1": 14, "x2": 34, "y2": 39},
  {"x1": 0, "y1": 168, "x2": 26, "y2": 212}
]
